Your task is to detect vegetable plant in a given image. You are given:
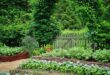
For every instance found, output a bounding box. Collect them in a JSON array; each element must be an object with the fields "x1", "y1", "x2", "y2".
[
  {"x1": 21, "y1": 59, "x2": 109, "y2": 75},
  {"x1": 93, "y1": 49, "x2": 110, "y2": 63},
  {"x1": 0, "y1": 46, "x2": 23, "y2": 56}
]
